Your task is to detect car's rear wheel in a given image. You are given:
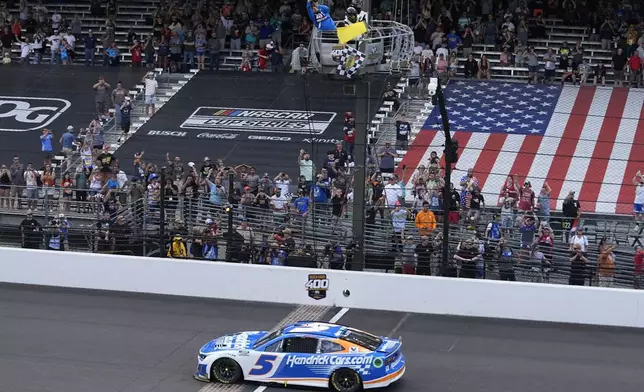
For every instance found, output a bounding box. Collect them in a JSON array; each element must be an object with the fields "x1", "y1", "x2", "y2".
[
  {"x1": 330, "y1": 368, "x2": 362, "y2": 392},
  {"x1": 211, "y1": 358, "x2": 243, "y2": 384}
]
